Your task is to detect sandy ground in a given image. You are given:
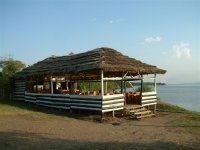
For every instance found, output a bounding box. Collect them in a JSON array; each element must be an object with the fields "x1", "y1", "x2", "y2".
[{"x1": 0, "y1": 112, "x2": 199, "y2": 150}]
